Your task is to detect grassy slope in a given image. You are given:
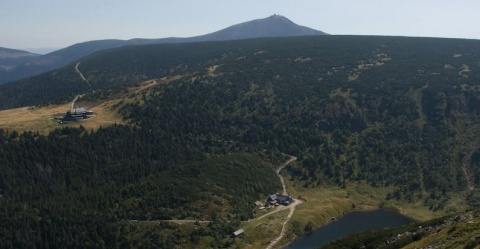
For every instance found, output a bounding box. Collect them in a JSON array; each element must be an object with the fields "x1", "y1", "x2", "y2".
[
  {"x1": 234, "y1": 164, "x2": 460, "y2": 249},
  {"x1": 0, "y1": 76, "x2": 183, "y2": 134},
  {"x1": 274, "y1": 181, "x2": 450, "y2": 248},
  {"x1": 402, "y1": 212, "x2": 480, "y2": 249},
  {"x1": 0, "y1": 100, "x2": 123, "y2": 134},
  {"x1": 320, "y1": 209, "x2": 480, "y2": 249}
]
